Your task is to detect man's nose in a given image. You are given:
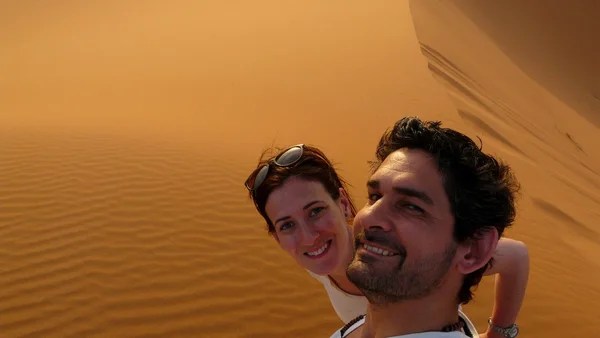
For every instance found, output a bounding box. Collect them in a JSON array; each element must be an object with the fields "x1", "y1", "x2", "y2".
[{"x1": 358, "y1": 201, "x2": 393, "y2": 232}]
